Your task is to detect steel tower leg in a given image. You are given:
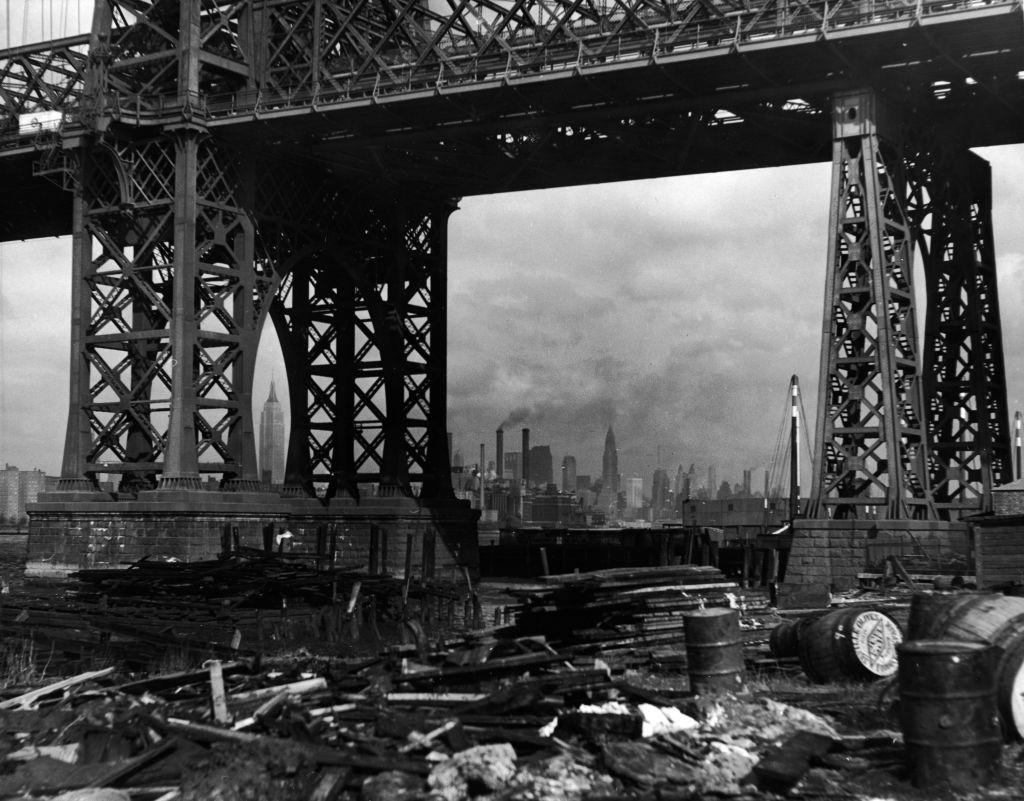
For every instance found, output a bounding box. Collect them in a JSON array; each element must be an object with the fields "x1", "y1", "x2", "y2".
[
  {"x1": 905, "y1": 144, "x2": 1012, "y2": 515},
  {"x1": 808, "y1": 91, "x2": 934, "y2": 520},
  {"x1": 268, "y1": 187, "x2": 455, "y2": 502}
]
